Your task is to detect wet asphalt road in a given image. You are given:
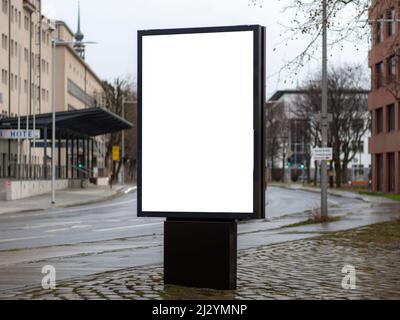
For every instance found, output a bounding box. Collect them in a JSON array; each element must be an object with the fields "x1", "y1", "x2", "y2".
[
  {"x1": 0, "y1": 186, "x2": 344, "y2": 251},
  {"x1": 0, "y1": 187, "x2": 397, "y2": 292}
]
